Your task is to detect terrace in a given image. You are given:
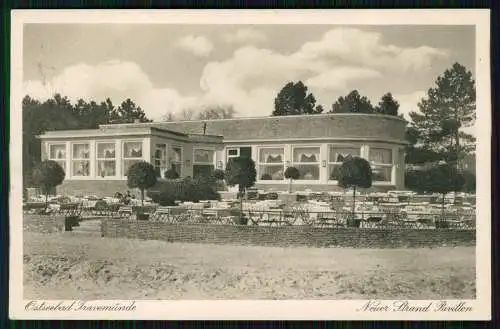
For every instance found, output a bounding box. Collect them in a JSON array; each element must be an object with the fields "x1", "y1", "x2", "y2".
[{"x1": 24, "y1": 189, "x2": 476, "y2": 231}]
